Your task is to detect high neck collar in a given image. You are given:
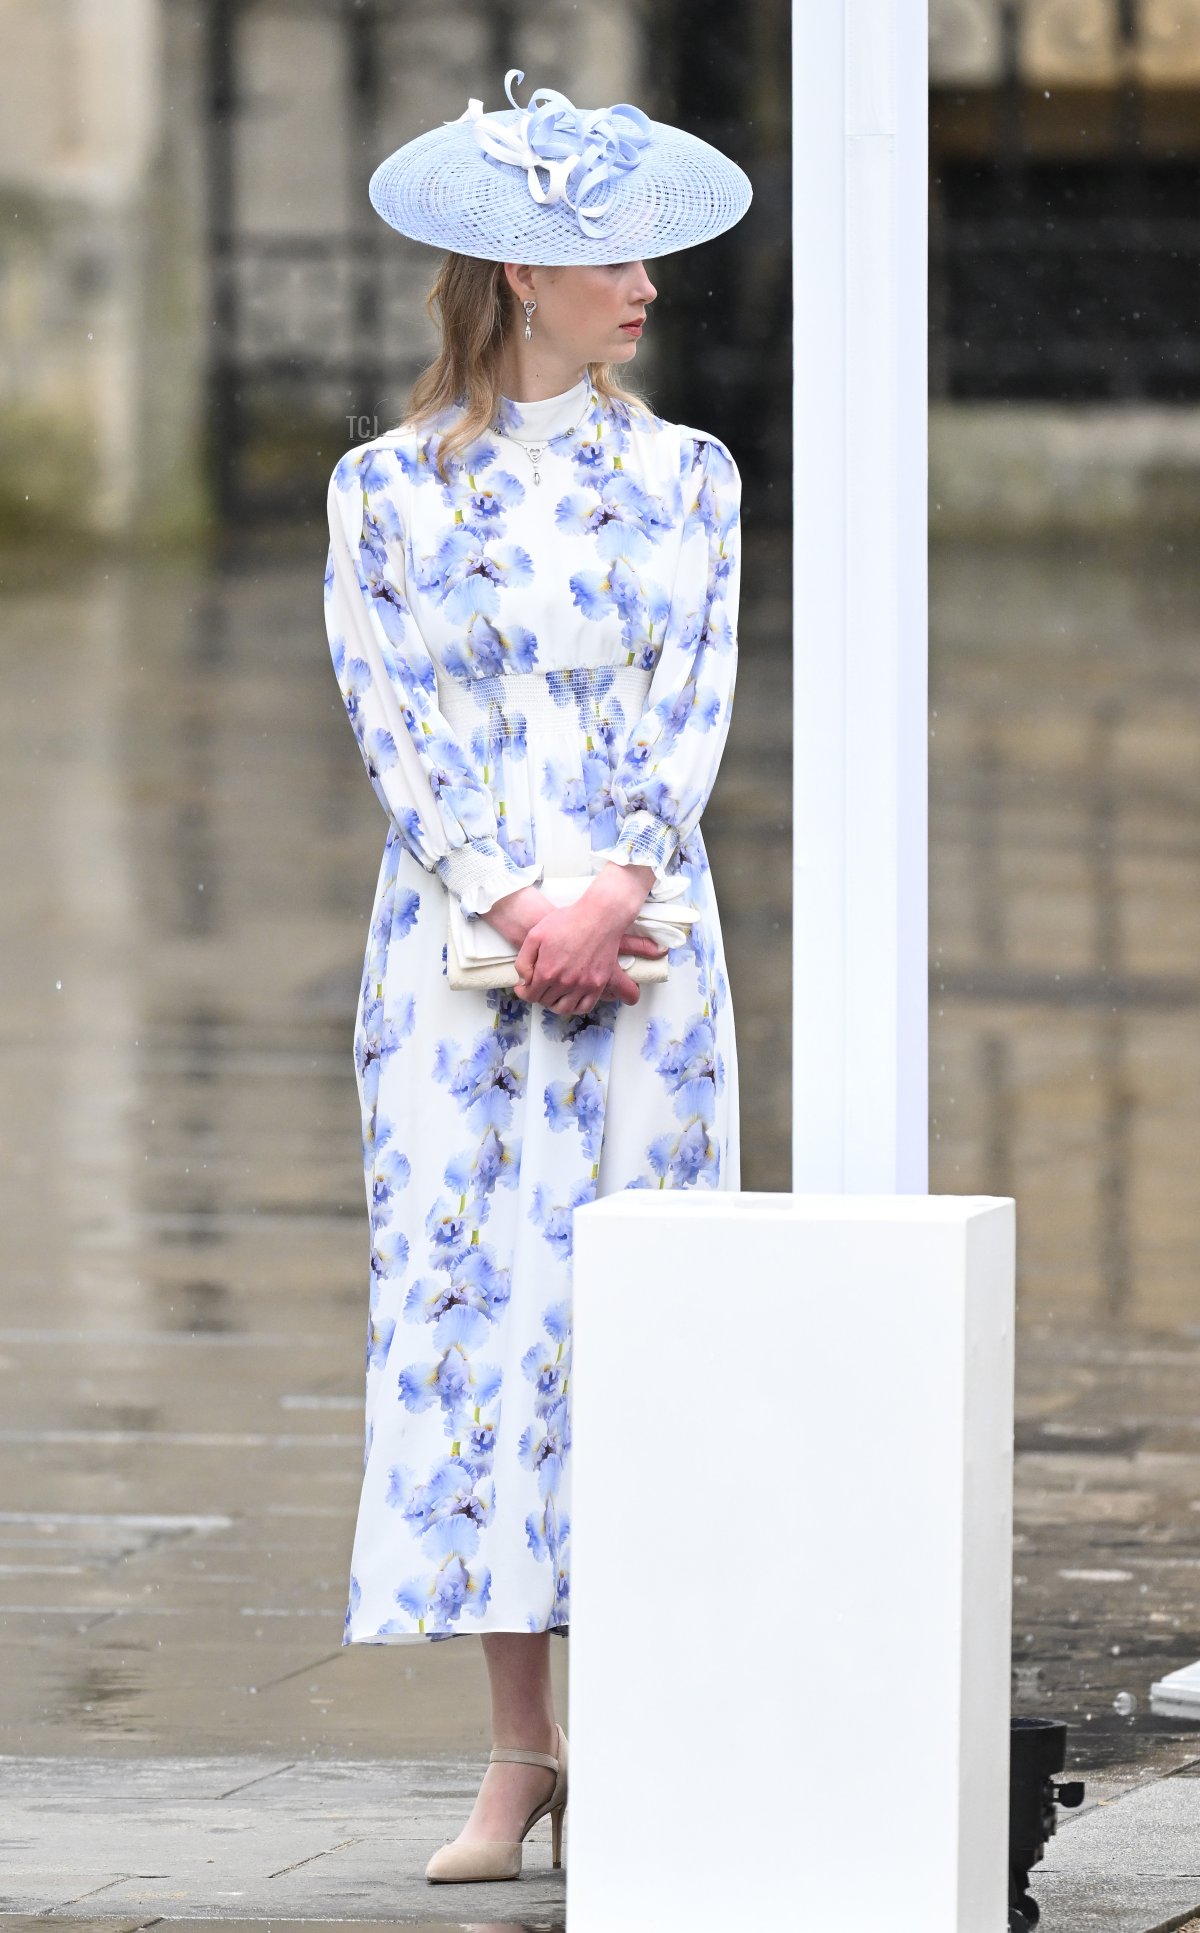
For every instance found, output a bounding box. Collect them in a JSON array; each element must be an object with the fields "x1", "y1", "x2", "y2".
[{"x1": 496, "y1": 373, "x2": 594, "y2": 442}]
